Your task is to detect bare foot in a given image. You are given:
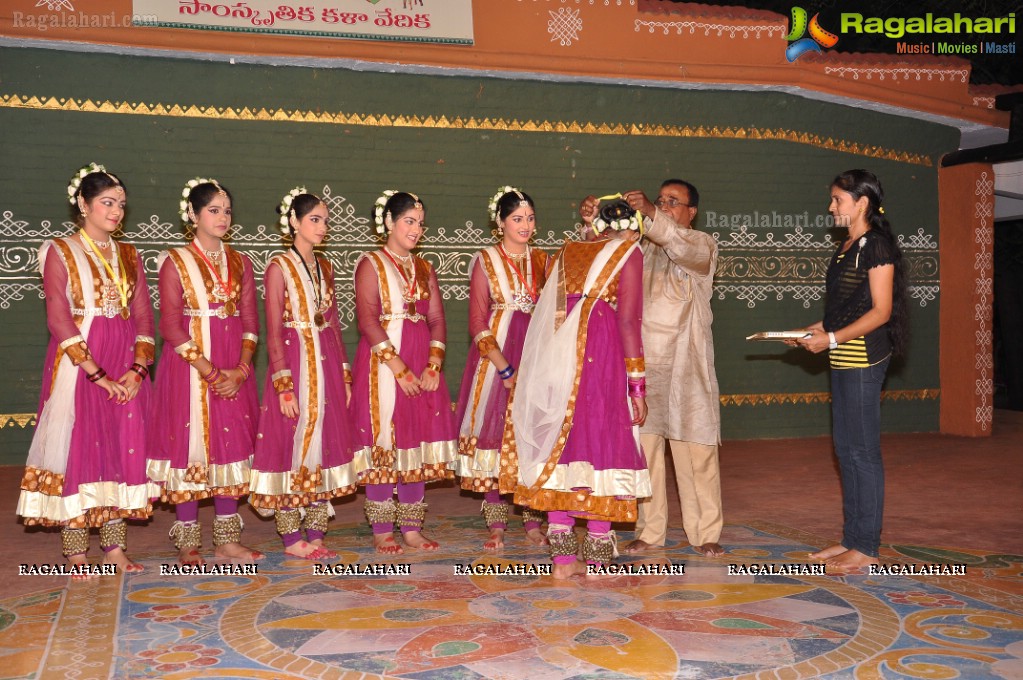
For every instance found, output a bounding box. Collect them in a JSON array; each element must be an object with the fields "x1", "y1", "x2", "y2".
[
  {"x1": 284, "y1": 539, "x2": 333, "y2": 560},
  {"x1": 178, "y1": 546, "x2": 205, "y2": 566},
  {"x1": 402, "y1": 530, "x2": 440, "y2": 551},
  {"x1": 624, "y1": 539, "x2": 659, "y2": 554},
  {"x1": 68, "y1": 554, "x2": 99, "y2": 582},
  {"x1": 552, "y1": 559, "x2": 585, "y2": 580},
  {"x1": 373, "y1": 533, "x2": 405, "y2": 555},
  {"x1": 525, "y1": 527, "x2": 549, "y2": 547},
  {"x1": 308, "y1": 538, "x2": 337, "y2": 559},
  {"x1": 483, "y1": 528, "x2": 505, "y2": 553},
  {"x1": 809, "y1": 544, "x2": 847, "y2": 561},
  {"x1": 693, "y1": 542, "x2": 725, "y2": 557},
  {"x1": 103, "y1": 546, "x2": 144, "y2": 574},
  {"x1": 826, "y1": 548, "x2": 879, "y2": 571},
  {"x1": 214, "y1": 541, "x2": 265, "y2": 562}
]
